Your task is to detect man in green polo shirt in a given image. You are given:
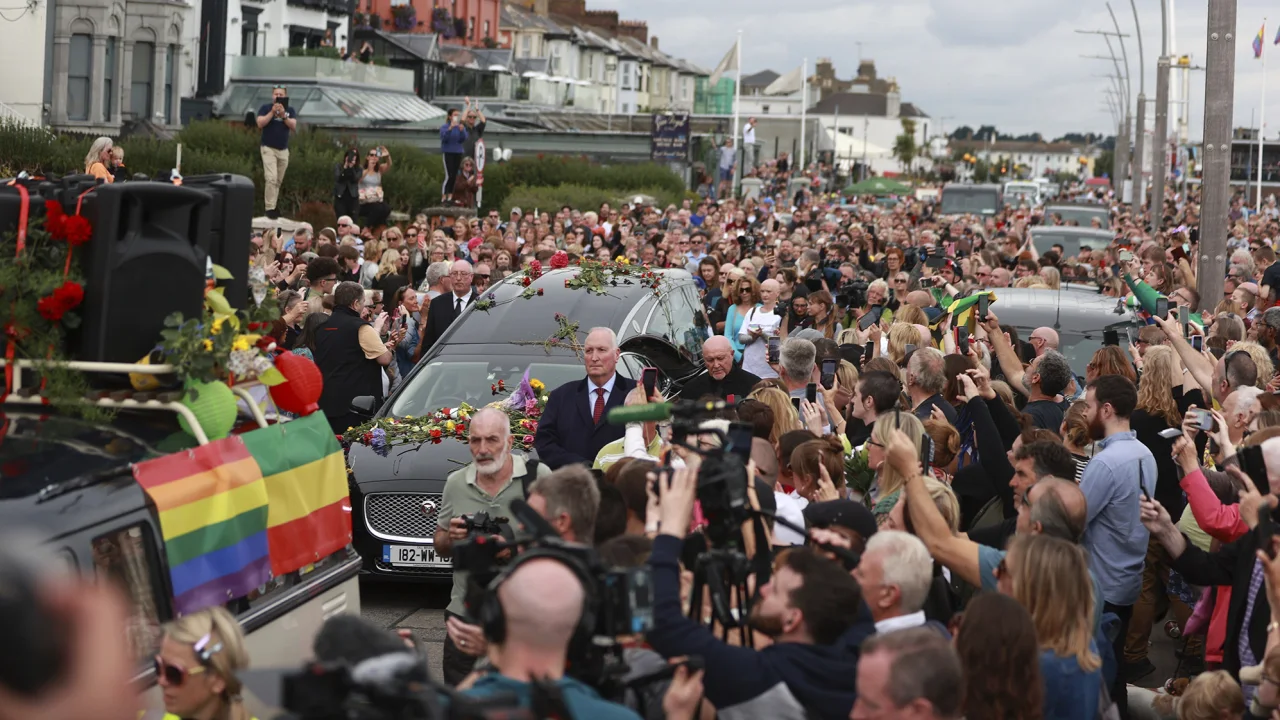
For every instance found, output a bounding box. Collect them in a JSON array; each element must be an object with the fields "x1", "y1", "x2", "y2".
[{"x1": 433, "y1": 407, "x2": 551, "y2": 686}]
